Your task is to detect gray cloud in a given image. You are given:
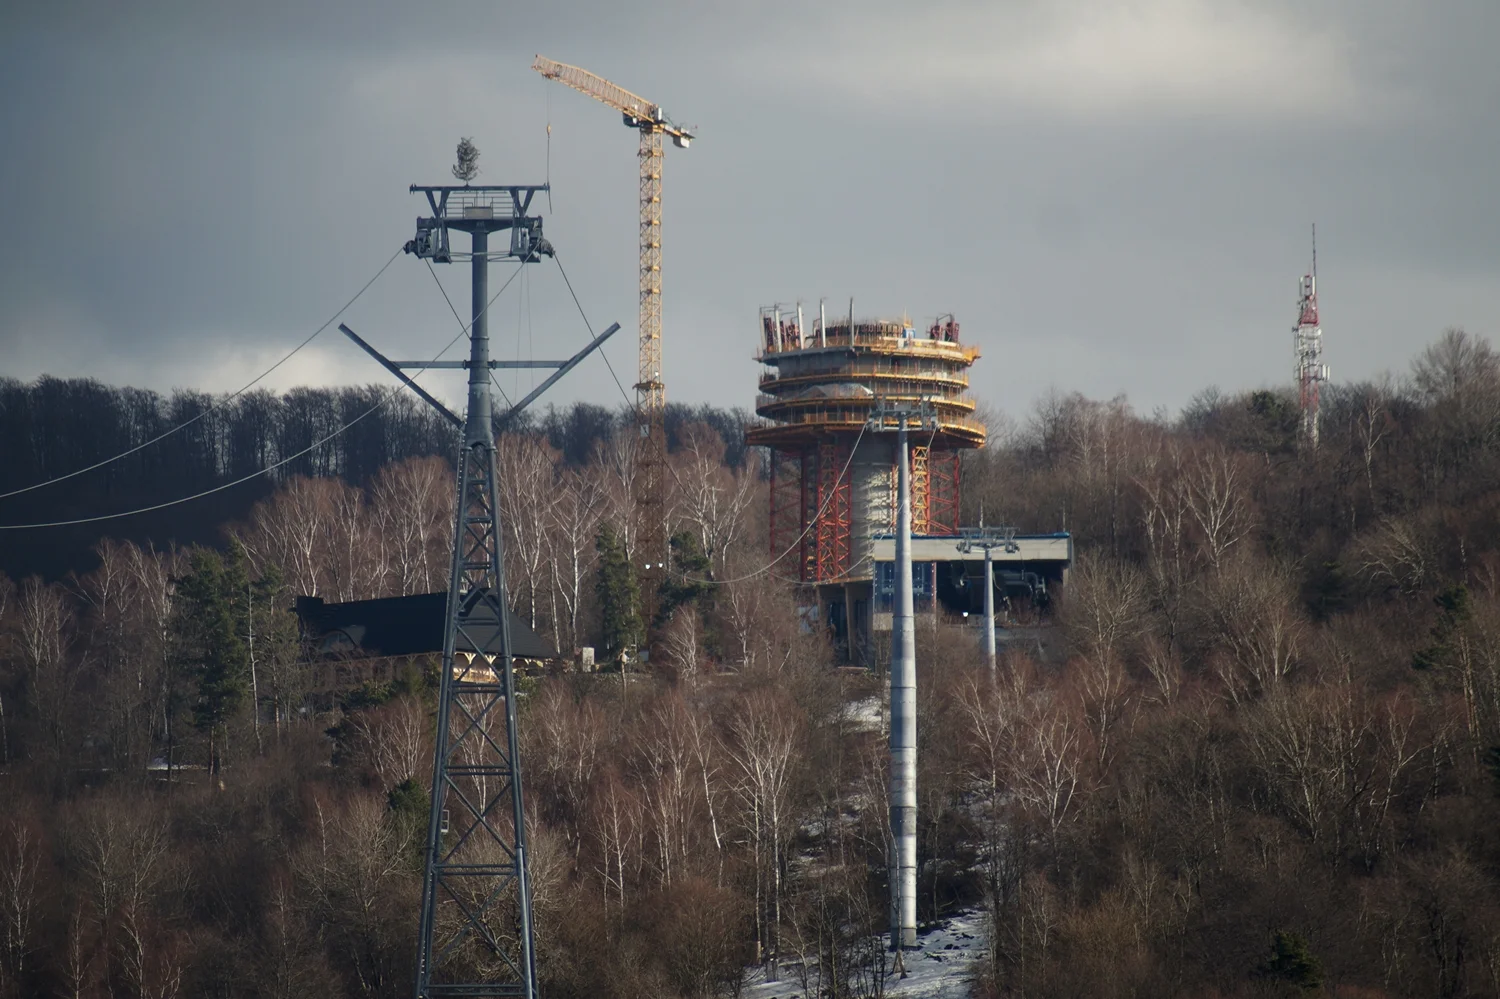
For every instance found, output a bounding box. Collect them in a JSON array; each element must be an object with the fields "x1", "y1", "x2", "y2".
[{"x1": 2, "y1": 0, "x2": 1497, "y2": 422}]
